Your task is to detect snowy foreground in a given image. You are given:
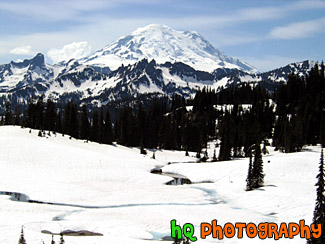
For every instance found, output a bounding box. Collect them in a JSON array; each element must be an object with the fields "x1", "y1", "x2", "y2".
[{"x1": 0, "y1": 126, "x2": 321, "y2": 244}]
